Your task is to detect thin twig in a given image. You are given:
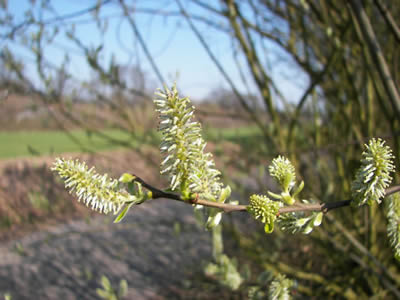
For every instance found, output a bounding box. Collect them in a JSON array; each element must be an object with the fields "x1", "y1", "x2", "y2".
[
  {"x1": 348, "y1": 0, "x2": 400, "y2": 119},
  {"x1": 131, "y1": 173, "x2": 400, "y2": 214},
  {"x1": 373, "y1": 0, "x2": 400, "y2": 44},
  {"x1": 131, "y1": 174, "x2": 181, "y2": 201},
  {"x1": 175, "y1": 0, "x2": 274, "y2": 149},
  {"x1": 326, "y1": 214, "x2": 400, "y2": 289},
  {"x1": 118, "y1": 0, "x2": 166, "y2": 85}
]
